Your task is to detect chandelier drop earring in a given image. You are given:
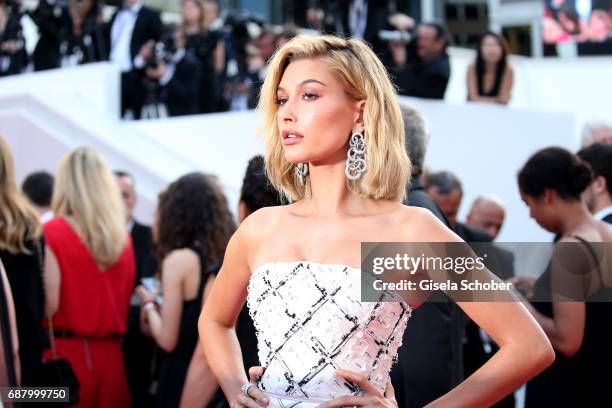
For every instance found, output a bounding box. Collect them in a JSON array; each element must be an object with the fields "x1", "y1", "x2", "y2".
[
  {"x1": 296, "y1": 163, "x2": 309, "y2": 185},
  {"x1": 345, "y1": 131, "x2": 367, "y2": 181}
]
